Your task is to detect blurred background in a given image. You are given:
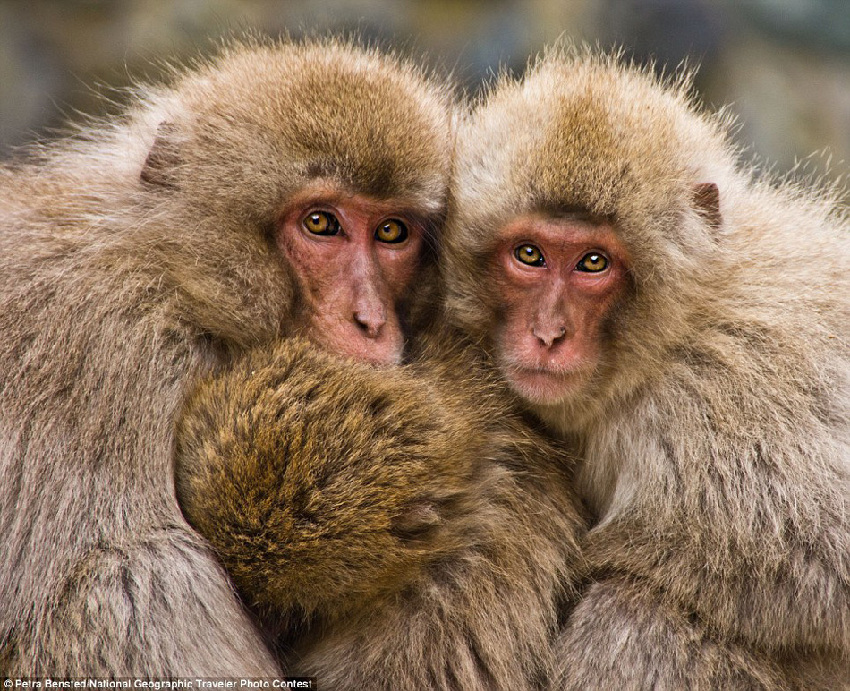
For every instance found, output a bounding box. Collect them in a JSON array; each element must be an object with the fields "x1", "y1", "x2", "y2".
[{"x1": 1, "y1": 0, "x2": 848, "y2": 191}]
